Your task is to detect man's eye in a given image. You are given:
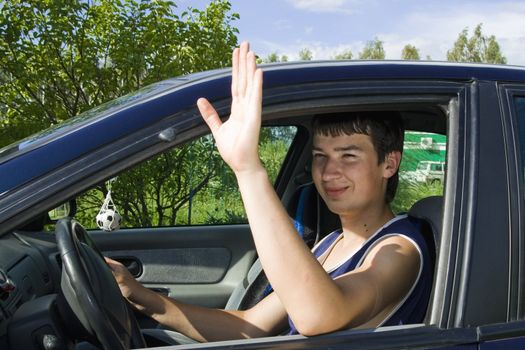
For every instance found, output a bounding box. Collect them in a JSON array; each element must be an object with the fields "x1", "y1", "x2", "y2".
[{"x1": 343, "y1": 153, "x2": 355, "y2": 159}]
